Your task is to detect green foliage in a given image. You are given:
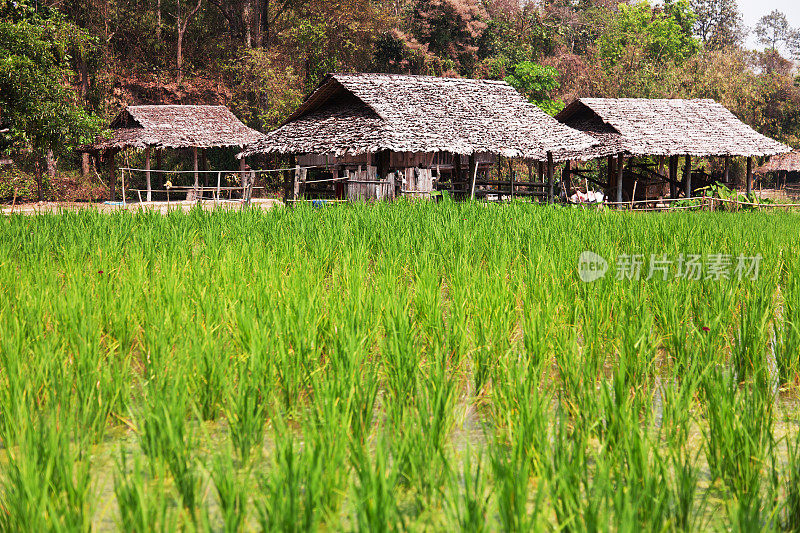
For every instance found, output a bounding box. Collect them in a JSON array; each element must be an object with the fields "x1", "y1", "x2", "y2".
[
  {"x1": 599, "y1": 1, "x2": 699, "y2": 68},
  {"x1": 0, "y1": 3, "x2": 104, "y2": 159},
  {"x1": 504, "y1": 61, "x2": 564, "y2": 115}
]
